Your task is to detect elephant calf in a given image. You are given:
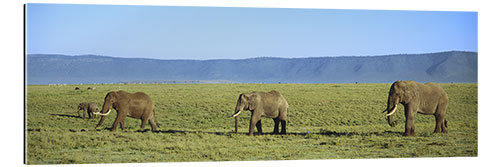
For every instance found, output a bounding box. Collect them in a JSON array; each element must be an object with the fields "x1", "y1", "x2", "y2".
[
  {"x1": 383, "y1": 80, "x2": 449, "y2": 136},
  {"x1": 77, "y1": 102, "x2": 98, "y2": 119},
  {"x1": 231, "y1": 90, "x2": 289, "y2": 136}
]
